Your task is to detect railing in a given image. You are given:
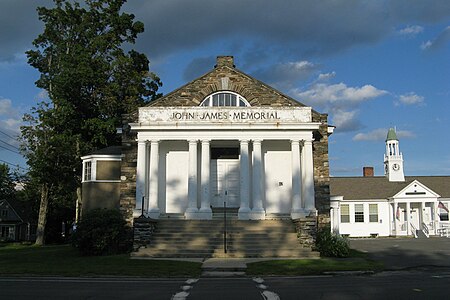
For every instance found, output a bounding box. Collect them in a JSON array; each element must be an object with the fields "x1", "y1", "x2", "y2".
[
  {"x1": 223, "y1": 201, "x2": 227, "y2": 254},
  {"x1": 410, "y1": 223, "x2": 418, "y2": 238},
  {"x1": 437, "y1": 224, "x2": 450, "y2": 238},
  {"x1": 421, "y1": 222, "x2": 430, "y2": 238}
]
